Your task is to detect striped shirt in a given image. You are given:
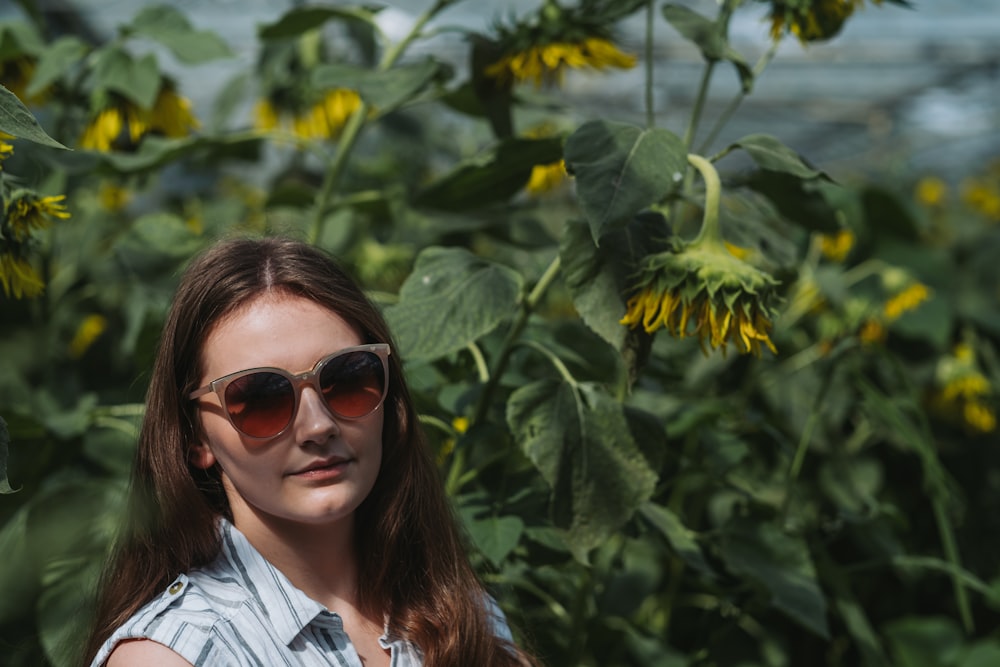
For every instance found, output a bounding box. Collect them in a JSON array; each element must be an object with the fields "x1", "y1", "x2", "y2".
[{"x1": 90, "y1": 519, "x2": 513, "y2": 666}]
